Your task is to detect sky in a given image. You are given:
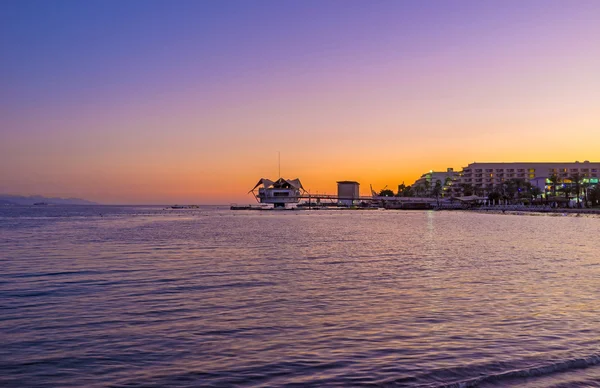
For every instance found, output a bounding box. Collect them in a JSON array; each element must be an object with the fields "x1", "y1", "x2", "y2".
[{"x1": 1, "y1": 0, "x2": 599, "y2": 204}]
